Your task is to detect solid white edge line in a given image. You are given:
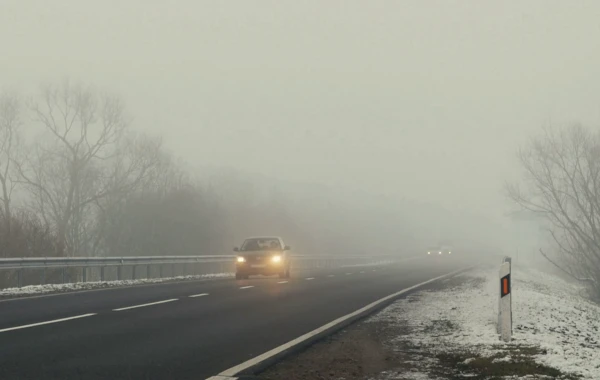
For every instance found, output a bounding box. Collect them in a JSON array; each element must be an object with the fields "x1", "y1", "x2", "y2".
[
  {"x1": 305, "y1": 277, "x2": 315, "y2": 280},
  {"x1": 0, "y1": 313, "x2": 97, "y2": 333},
  {"x1": 189, "y1": 293, "x2": 209, "y2": 298},
  {"x1": 112, "y1": 298, "x2": 178, "y2": 311},
  {"x1": 239, "y1": 286, "x2": 254, "y2": 289},
  {"x1": 345, "y1": 273, "x2": 352, "y2": 275},
  {"x1": 277, "y1": 281, "x2": 288, "y2": 284},
  {"x1": 215, "y1": 265, "x2": 477, "y2": 377}
]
